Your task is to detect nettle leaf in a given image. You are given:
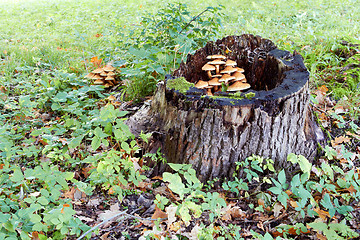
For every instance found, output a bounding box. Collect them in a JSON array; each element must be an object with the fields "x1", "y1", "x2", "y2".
[{"x1": 94, "y1": 127, "x2": 108, "y2": 138}]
